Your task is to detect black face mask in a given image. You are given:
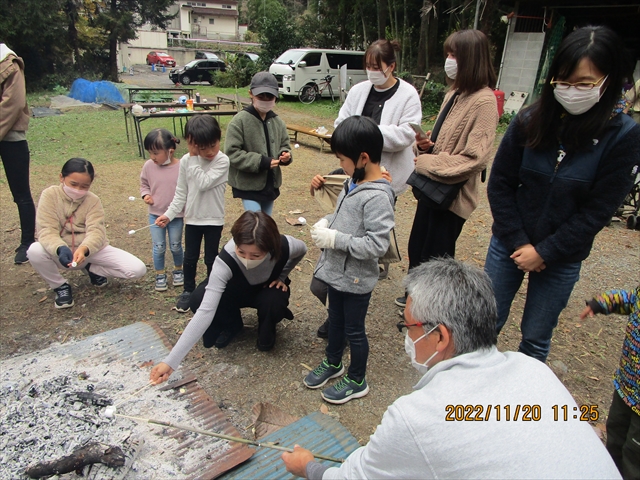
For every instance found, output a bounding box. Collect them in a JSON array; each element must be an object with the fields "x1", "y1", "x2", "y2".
[{"x1": 352, "y1": 166, "x2": 366, "y2": 182}]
